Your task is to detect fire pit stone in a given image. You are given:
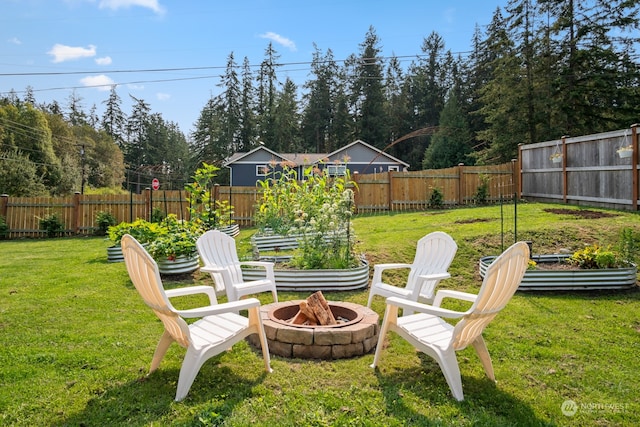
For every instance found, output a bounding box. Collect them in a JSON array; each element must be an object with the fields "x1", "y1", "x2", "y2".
[{"x1": 248, "y1": 300, "x2": 379, "y2": 360}]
